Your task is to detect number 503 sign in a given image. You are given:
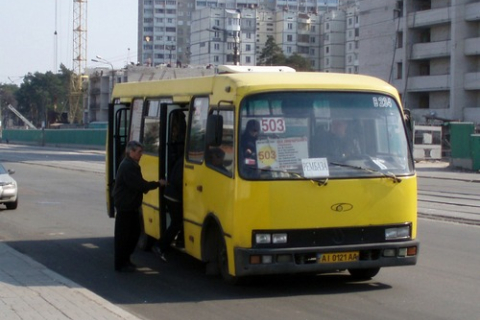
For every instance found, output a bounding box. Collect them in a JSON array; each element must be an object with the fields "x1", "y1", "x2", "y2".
[{"x1": 257, "y1": 145, "x2": 277, "y2": 168}]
